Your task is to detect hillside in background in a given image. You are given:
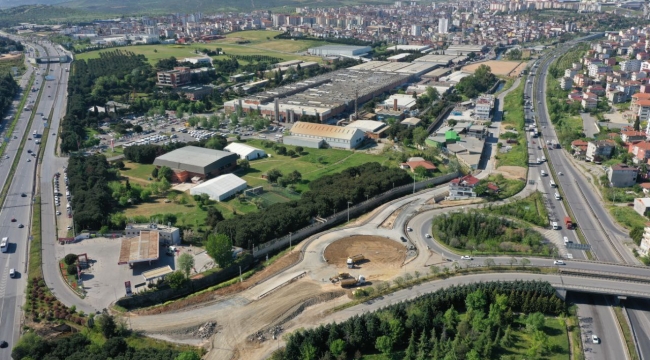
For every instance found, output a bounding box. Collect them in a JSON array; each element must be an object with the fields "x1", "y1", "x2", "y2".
[{"x1": 0, "y1": 0, "x2": 394, "y2": 20}]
